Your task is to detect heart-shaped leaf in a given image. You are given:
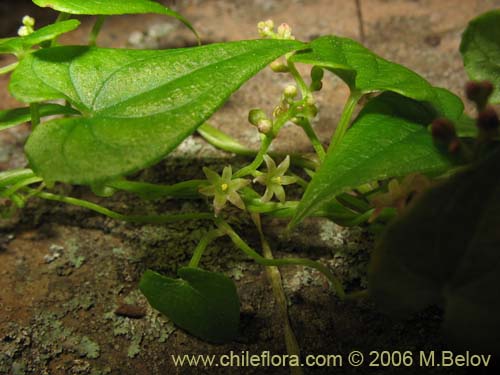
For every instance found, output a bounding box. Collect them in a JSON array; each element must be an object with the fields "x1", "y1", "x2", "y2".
[
  {"x1": 369, "y1": 148, "x2": 500, "y2": 354},
  {"x1": 32, "y1": 0, "x2": 197, "y2": 40},
  {"x1": 139, "y1": 267, "x2": 240, "y2": 343},
  {"x1": 0, "y1": 104, "x2": 78, "y2": 132},
  {"x1": 291, "y1": 35, "x2": 452, "y2": 110},
  {"x1": 291, "y1": 89, "x2": 462, "y2": 226},
  {"x1": 9, "y1": 40, "x2": 303, "y2": 185},
  {"x1": 0, "y1": 20, "x2": 80, "y2": 56},
  {"x1": 460, "y1": 10, "x2": 500, "y2": 103}
]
